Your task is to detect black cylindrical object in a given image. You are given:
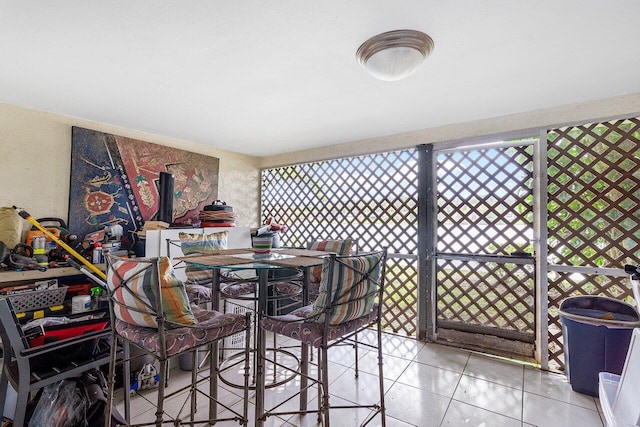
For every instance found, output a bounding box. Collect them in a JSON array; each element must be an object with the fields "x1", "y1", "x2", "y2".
[{"x1": 157, "y1": 172, "x2": 174, "y2": 224}]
